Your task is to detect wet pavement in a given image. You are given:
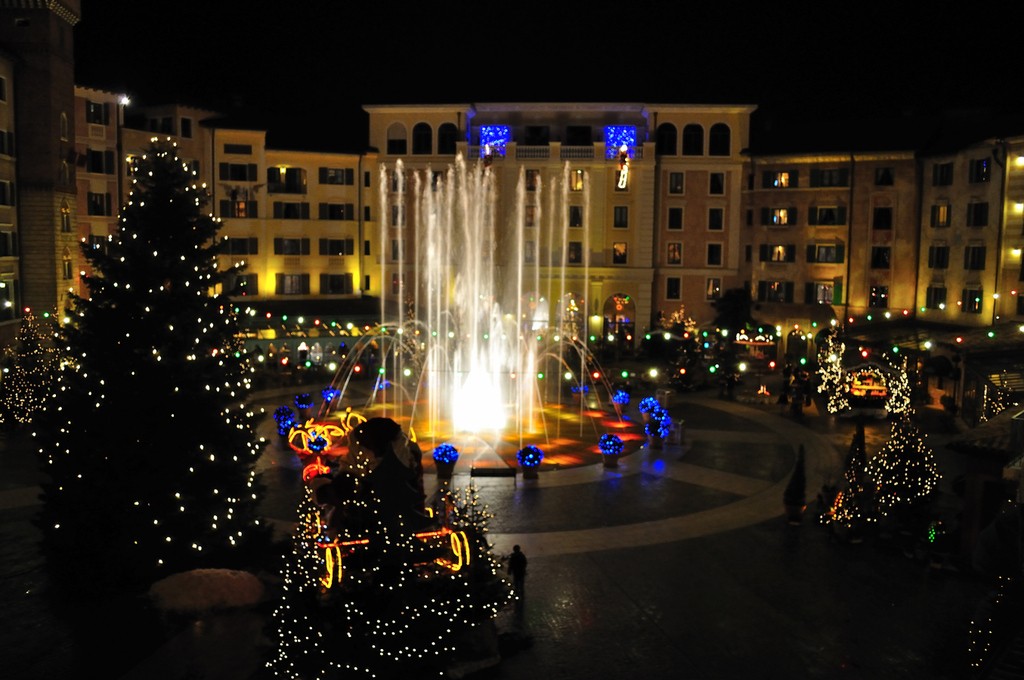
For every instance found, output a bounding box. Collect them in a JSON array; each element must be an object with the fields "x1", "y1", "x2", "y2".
[{"x1": 0, "y1": 379, "x2": 1002, "y2": 679}]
